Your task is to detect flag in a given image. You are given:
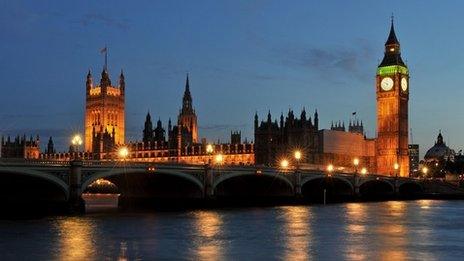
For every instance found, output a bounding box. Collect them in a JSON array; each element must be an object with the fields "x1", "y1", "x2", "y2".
[
  {"x1": 100, "y1": 47, "x2": 107, "y2": 54},
  {"x1": 352, "y1": 112, "x2": 357, "y2": 116}
]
